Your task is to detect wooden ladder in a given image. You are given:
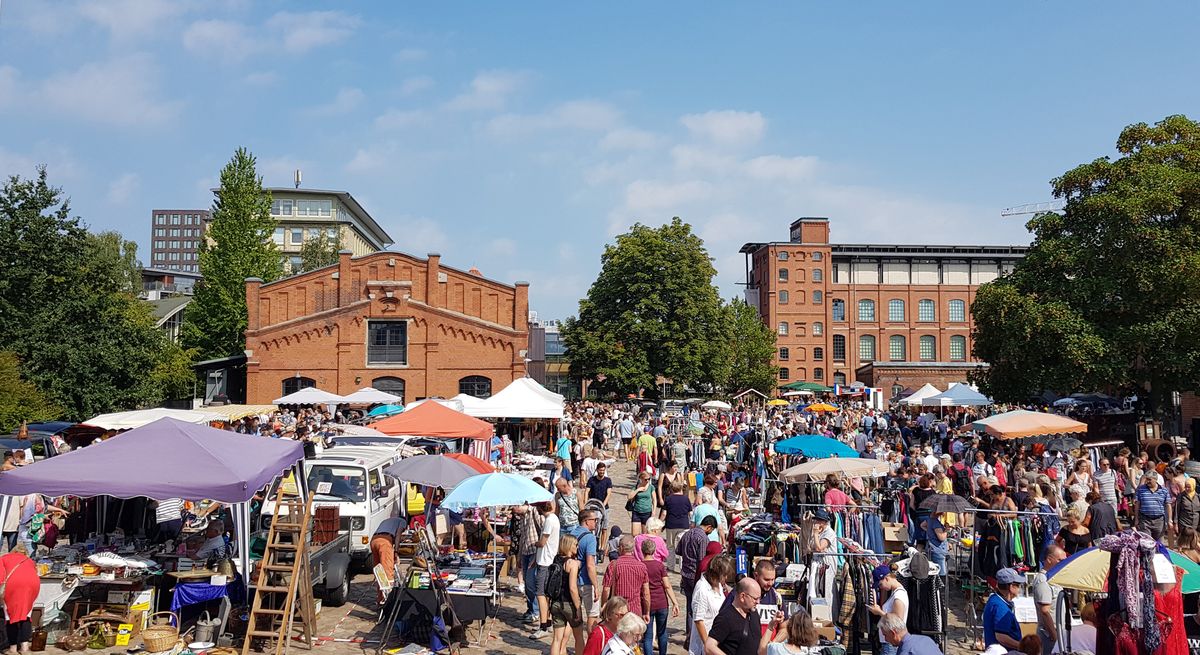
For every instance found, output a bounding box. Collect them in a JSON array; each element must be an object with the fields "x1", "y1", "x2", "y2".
[{"x1": 241, "y1": 491, "x2": 316, "y2": 655}]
